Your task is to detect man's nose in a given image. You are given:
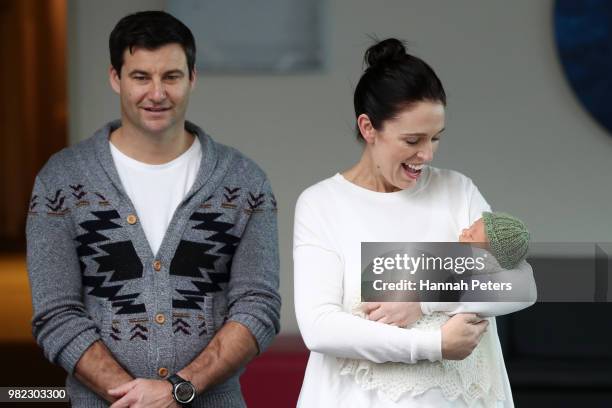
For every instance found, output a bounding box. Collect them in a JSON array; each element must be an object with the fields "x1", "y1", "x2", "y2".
[{"x1": 149, "y1": 79, "x2": 166, "y2": 102}]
